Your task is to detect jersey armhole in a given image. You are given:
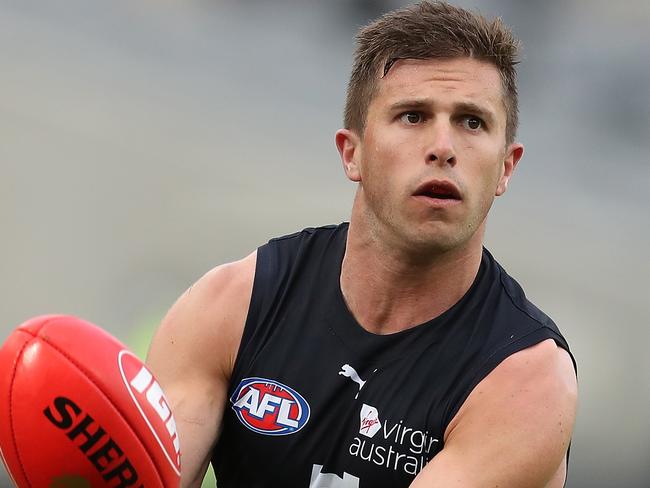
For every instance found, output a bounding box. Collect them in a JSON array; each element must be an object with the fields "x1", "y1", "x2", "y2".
[
  {"x1": 229, "y1": 244, "x2": 273, "y2": 382},
  {"x1": 444, "y1": 326, "x2": 577, "y2": 429}
]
